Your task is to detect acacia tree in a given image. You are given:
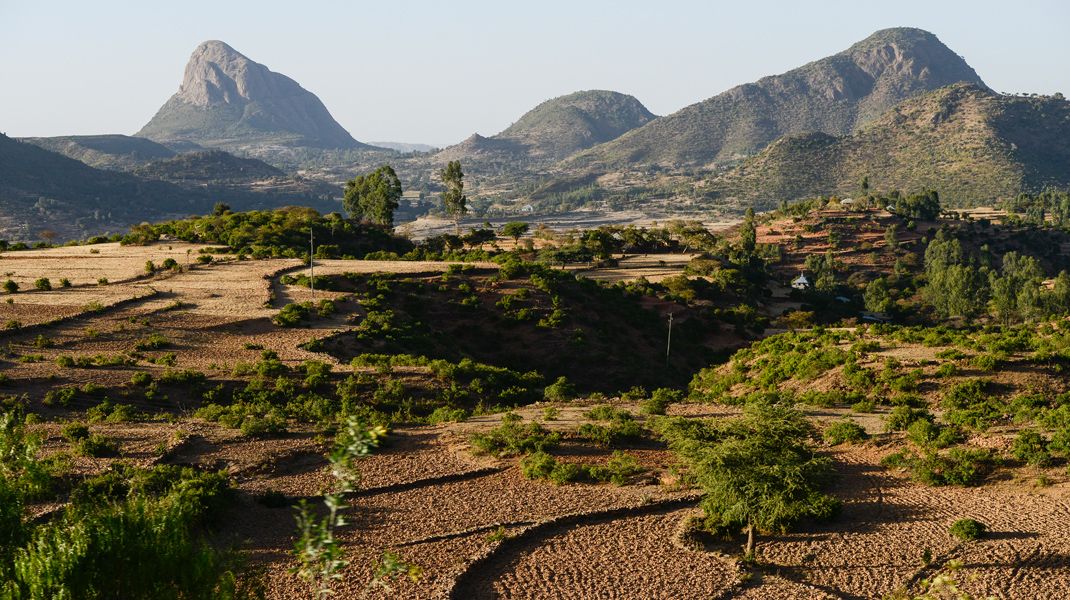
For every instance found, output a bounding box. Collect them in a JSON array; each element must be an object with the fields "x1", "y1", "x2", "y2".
[
  {"x1": 342, "y1": 166, "x2": 402, "y2": 226},
  {"x1": 501, "y1": 221, "x2": 529, "y2": 244},
  {"x1": 668, "y1": 403, "x2": 839, "y2": 557},
  {"x1": 440, "y1": 161, "x2": 467, "y2": 232}
]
